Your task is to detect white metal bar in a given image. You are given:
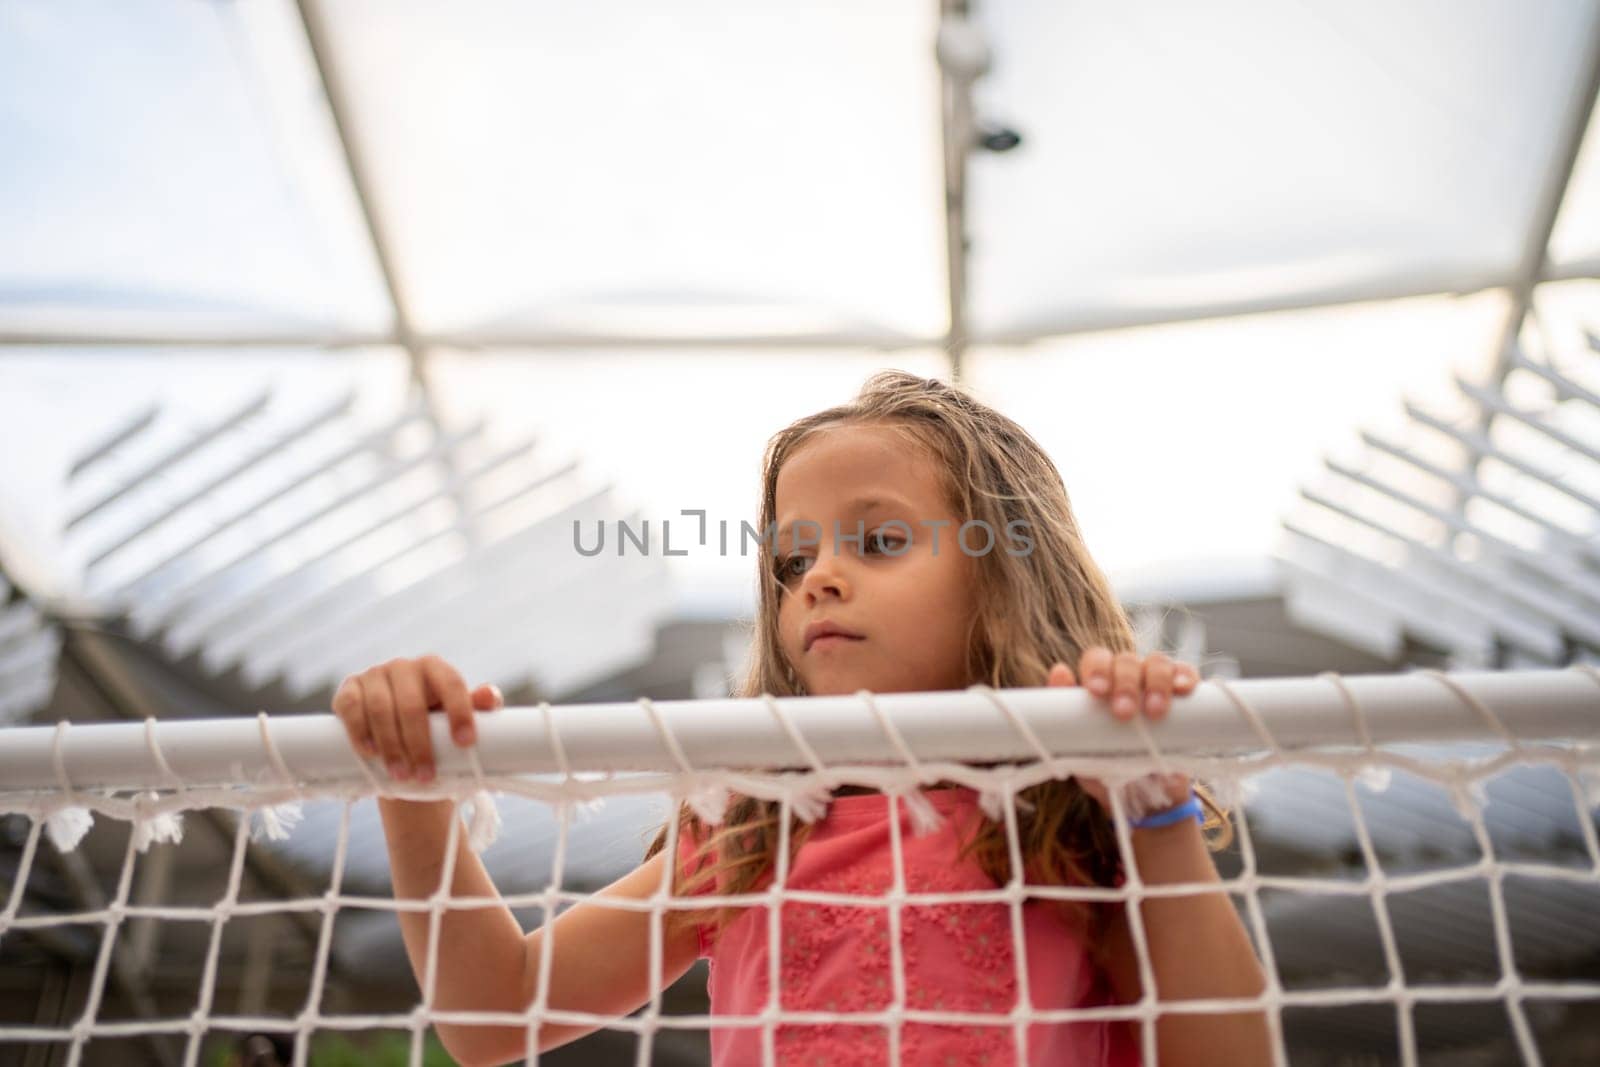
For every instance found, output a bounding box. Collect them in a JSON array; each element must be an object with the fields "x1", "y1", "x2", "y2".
[
  {"x1": 240, "y1": 490, "x2": 613, "y2": 686},
  {"x1": 1277, "y1": 527, "x2": 1497, "y2": 660},
  {"x1": 83, "y1": 389, "x2": 356, "y2": 570},
  {"x1": 1278, "y1": 570, "x2": 1405, "y2": 662},
  {"x1": 1321, "y1": 458, "x2": 1600, "y2": 611},
  {"x1": 287, "y1": 559, "x2": 668, "y2": 700},
  {"x1": 276, "y1": 493, "x2": 620, "y2": 687},
  {"x1": 1, "y1": 668, "x2": 1595, "y2": 795},
  {"x1": 122, "y1": 400, "x2": 431, "y2": 612},
  {"x1": 1404, "y1": 401, "x2": 1600, "y2": 514},
  {"x1": 197, "y1": 459, "x2": 580, "y2": 675},
  {"x1": 169, "y1": 437, "x2": 555, "y2": 661},
  {"x1": 1510, "y1": 349, "x2": 1600, "y2": 409},
  {"x1": 309, "y1": 550, "x2": 670, "y2": 701},
  {"x1": 67, "y1": 404, "x2": 157, "y2": 480},
  {"x1": 446, "y1": 606, "x2": 663, "y2": 707},
  {"x1": 1358, "y1": 429, "x2": 1600, "y2": 569},
  {"x1": 123, "y1": 417, "x2": 488, "y2": 624},
  {"x1": 65, "y1": 389, "x2": 271, "y2": 531},
  {"x1": 1454, "y1": 377, "x2": 1600, "y2": 466},
  {"x1": 1290, "y1": 494, "x2": 1573, "y2": 658}
]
